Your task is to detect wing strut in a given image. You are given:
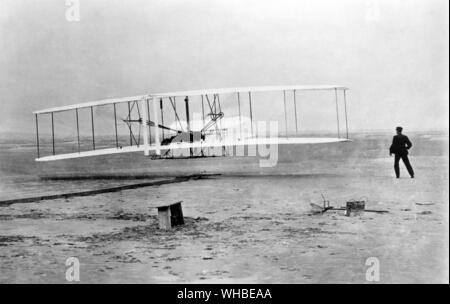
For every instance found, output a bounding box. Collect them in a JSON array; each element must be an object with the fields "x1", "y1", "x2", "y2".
[
  {"x1": 51, "y1": 112, "x2": 55, "y2": 155},
  {"x1": 248, "y1": 92, "x2": 253, "y2": 137},
  {"x1": 184, "y1": 96, "x2": 190, "y2": 131},
  {"x1": 113, "y1": 103, "x2": 118, "y2": 148},
  {"x1": 90, "y1": 106, "x2": 95, "y2": 150},
  {"x1": 283, "y1": 90, "x2": 288, "y2": 136},
  {"x1": 293, "y1": 90, "x2": 299, "y2": 136},
  {"x1": 237, "y1": 92, "x2": 242, "y2": 139},
  {"x1": 152, "y1": 97, "x2": 161, "y2": 155},
  {"x1": 127, "y1": 101, "x2": 132, "y2": 146},
  {"x1": 141, "y1": 97, "x2": 150, "y2": 156},
  {"x1": 201, "y1": 95, "x2": 206, "y2": 156},
  {"x1": 160, "y1": 98, "x2": 165, "y2": 140},
  {"x1": 344, "y1": 90, "x2": 349, "y2": 139},
  {"x1": 334, "y1": 88, "x2": 340, "y2": 138},
  {"x1": 146, "y1": 99, "x2": 152, "y2": 145},
  {"x1": 201, "y1": 95, "x2": 205, "y2": 127},
  {"x1": 35, "y1": 114, "x2": 40, "y2": 158},
  {"x1": 185, "y1": 96, "x2": 193, "y2": 156},
  {"x1": 76, "y1": 108, "x2": 80, "y2": 152}
]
